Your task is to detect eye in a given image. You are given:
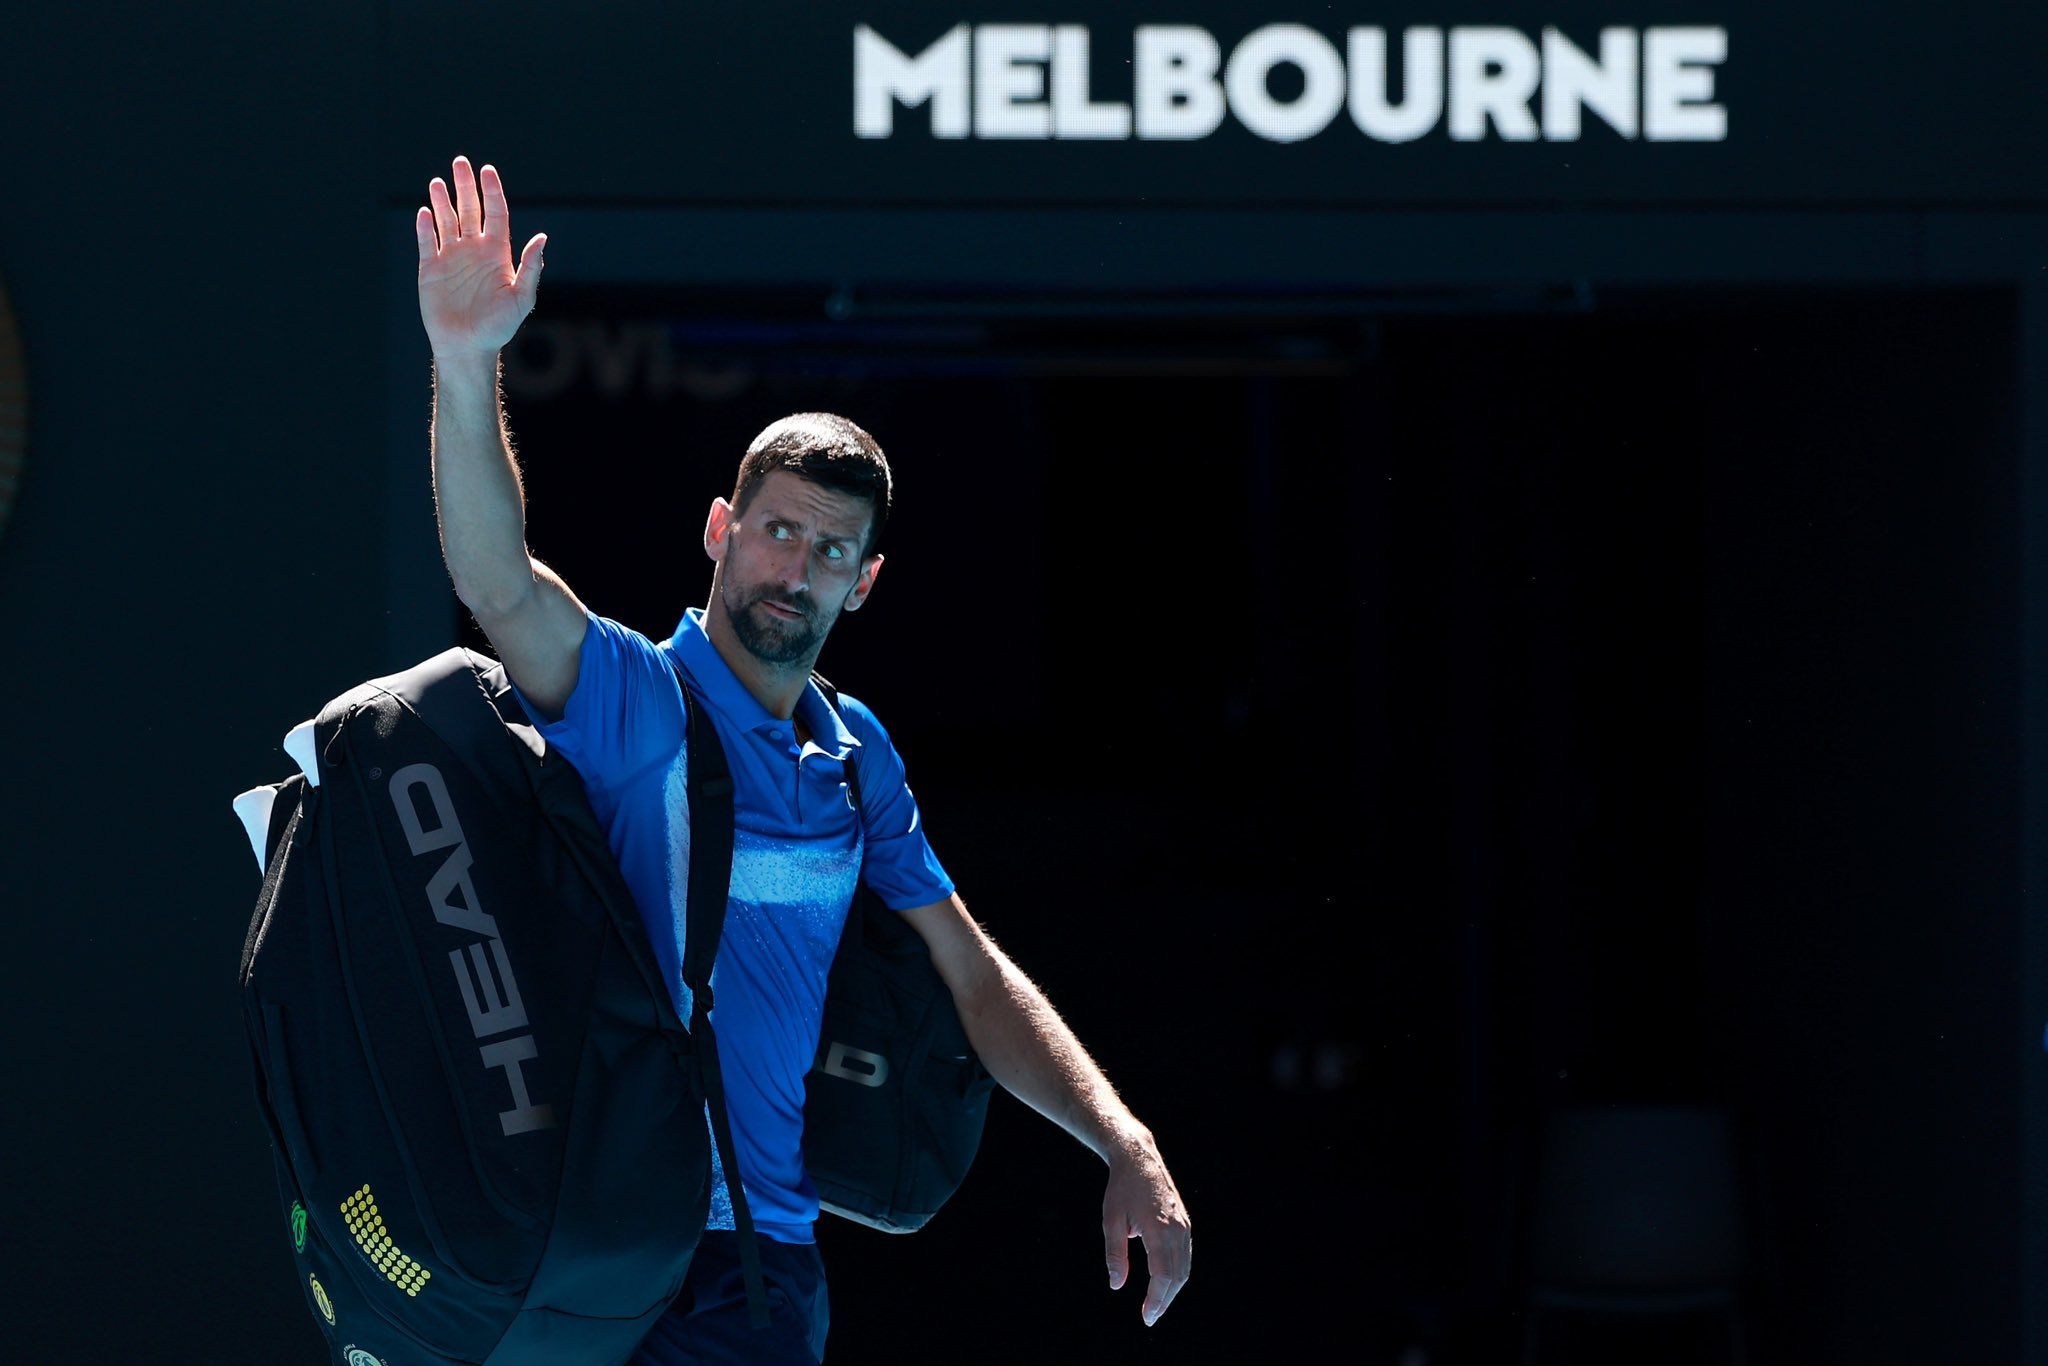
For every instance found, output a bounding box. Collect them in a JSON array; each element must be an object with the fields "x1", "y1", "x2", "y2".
[
  {"x1": 766, "y1": 522, "x2": 790, "y2": 540},
  {"x1": 820, "y1": 543, "x2": 845, "y2": 560}
]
